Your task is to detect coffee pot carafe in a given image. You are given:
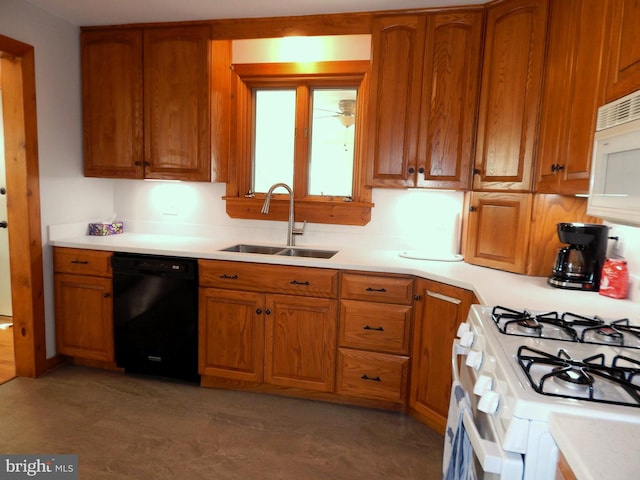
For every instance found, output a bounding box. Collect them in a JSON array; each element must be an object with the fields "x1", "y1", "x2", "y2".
[{"x1": 548, "y1": 223, "x2": 609, "y2": 291}]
